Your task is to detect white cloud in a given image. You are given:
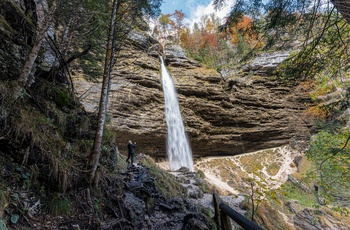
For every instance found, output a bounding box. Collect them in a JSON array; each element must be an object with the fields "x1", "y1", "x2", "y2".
[{"x1": 185, "y1": 0, "x2": 235, "y2": 29}]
